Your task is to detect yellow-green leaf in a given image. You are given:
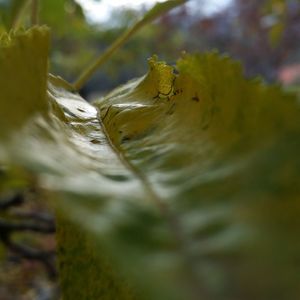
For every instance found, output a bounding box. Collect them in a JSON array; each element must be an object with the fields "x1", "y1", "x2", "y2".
[
  {"x1": 93, "y1": 54, "x2": 300, "y2": 299},
  {"x1": 0, "y1": 26, "x2": 49, "y2": 138},
  {"x1": 1, "y1": 49, "x2": 300, "y2": 299}
]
